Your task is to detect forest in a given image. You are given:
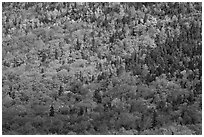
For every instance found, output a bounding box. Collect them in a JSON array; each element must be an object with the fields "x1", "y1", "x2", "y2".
[{"x1": 2, "y1": 2, "x2": 202, "y2": 135}]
